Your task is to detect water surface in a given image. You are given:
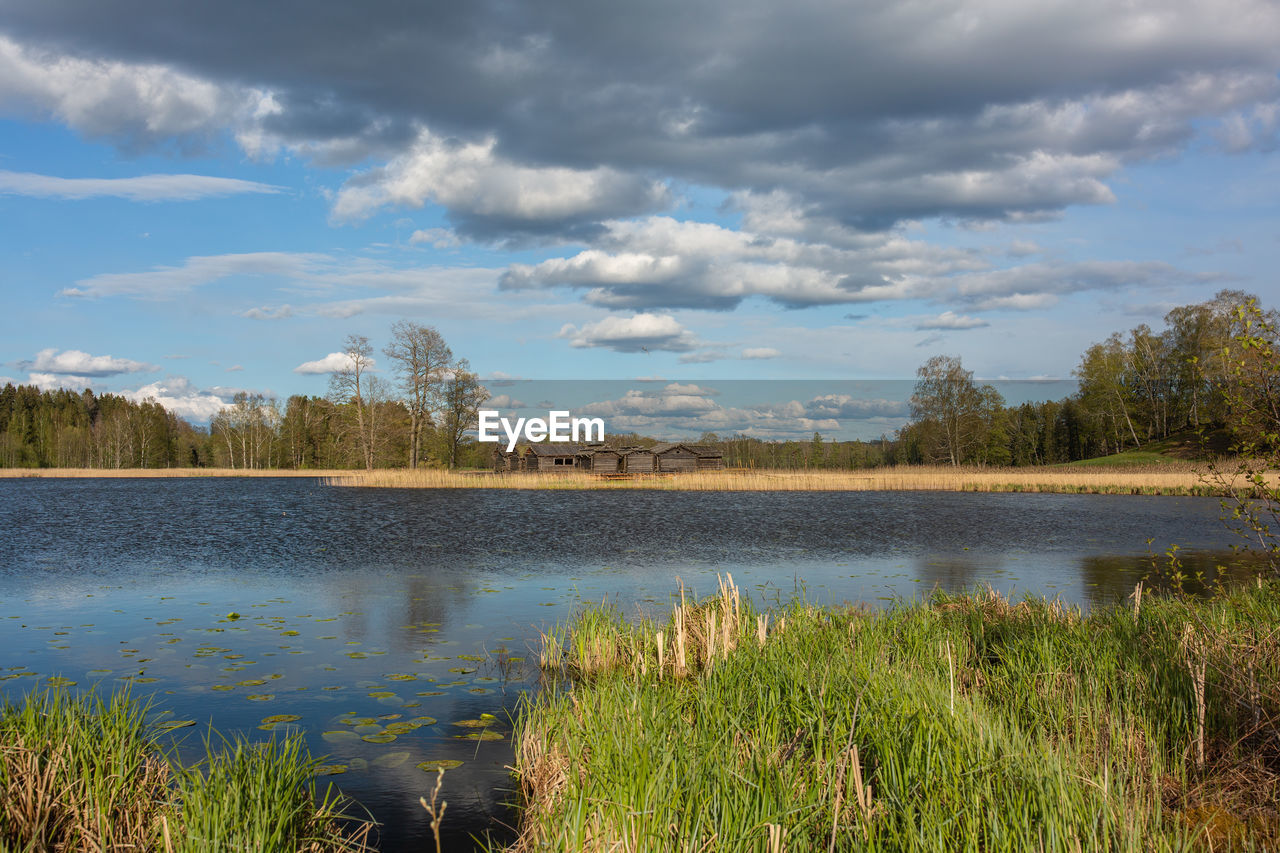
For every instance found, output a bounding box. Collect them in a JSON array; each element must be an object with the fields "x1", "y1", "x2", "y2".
[{"x1": 0, "y1": 478, "x2": 1258, "y2": 850}]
